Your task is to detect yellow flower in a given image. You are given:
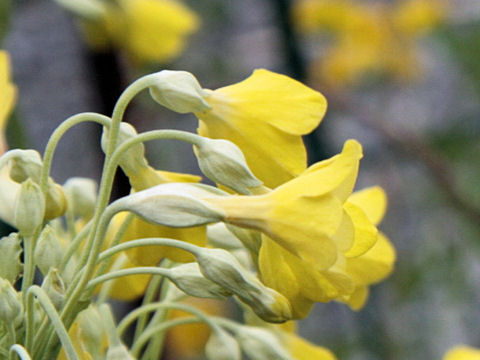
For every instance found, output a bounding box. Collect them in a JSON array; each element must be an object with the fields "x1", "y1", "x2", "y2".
[
  {"x1": 0, "y1": 50, "x2": 16, "y2": 154},
  {"x1": 81, "y1": 0, "x2": 199, "y2": 65},
  {"x1": 293, "y1": 0, "x2": 446, "y2": 85},
  {"x1": 284, "y1": 332, "x2": 337, "y2": 360},
  {"x1": 443, "y1": 345, "x2": 480, "y2": 360},
  {"x1": 196, "y1": 69, "x2": 327, "y2": 188}
]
